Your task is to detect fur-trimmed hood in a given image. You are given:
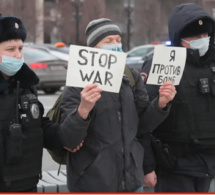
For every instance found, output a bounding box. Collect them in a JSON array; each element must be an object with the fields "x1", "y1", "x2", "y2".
[{"x1": 0, "y1": 63, "x2": 39, "y2": 92}]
